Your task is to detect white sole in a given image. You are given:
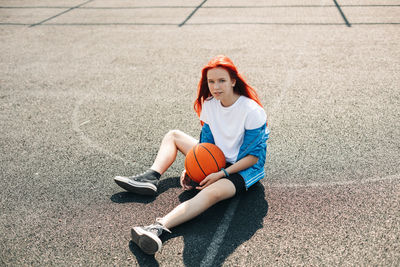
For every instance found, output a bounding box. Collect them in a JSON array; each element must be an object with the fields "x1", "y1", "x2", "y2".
[
  {"x1": 131, "y1": 227, "x2": 162, "y2": 255},
  {"x1": 114, "y1": 176, "x2": 157, "y2": 195}
]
